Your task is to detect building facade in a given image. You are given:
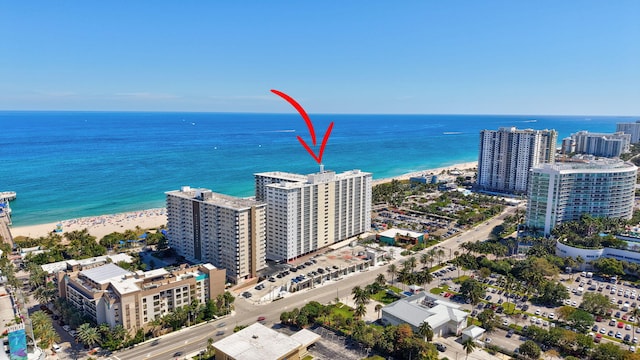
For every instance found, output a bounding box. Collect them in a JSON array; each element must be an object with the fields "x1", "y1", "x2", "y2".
[
  {"x1": 568, "y1": 130, "x2": 630, "y2": 158},
  {"x1": 526, "y1": 159, "x2": 637, "y2": 235},
  {"x1": 255, "y1": 169, "x2": 372, "y2": 261},
  {"x1": 166, "y1": 186, "x2": 266, "y2": 284},
  {"x1": 477, "y1": 127, "x2": 557, "y2": 194},
  {"x1": 617, "y1": 121, "x2": 640, "y2": 144},
  {"x1": 57, "y1": 262, "x2": 225, "y2": 334}
]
